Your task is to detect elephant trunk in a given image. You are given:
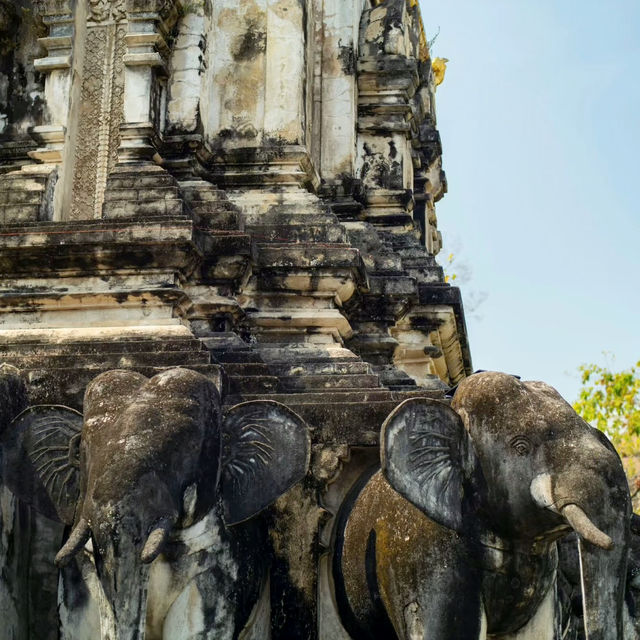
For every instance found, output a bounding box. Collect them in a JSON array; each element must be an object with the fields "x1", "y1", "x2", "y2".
[
  {"x1": 576, "y1": 529, "x2": 628, "y2": 640},
  {"x1": 55, "y1": 484, "x2": 179, "y2": 639},
  {"x1": 95, "y1": 531, "x2": 151, "y2": 640}
]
